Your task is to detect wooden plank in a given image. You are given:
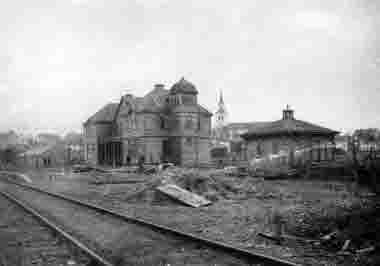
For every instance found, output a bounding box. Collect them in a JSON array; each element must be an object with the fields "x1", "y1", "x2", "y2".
[{"x1": 156, "y1": 184, "x2": 211, "y2": 207}]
